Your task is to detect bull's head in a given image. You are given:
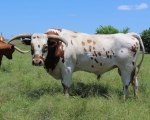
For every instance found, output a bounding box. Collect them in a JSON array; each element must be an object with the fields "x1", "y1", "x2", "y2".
[{"x1": 7, "y1": 33, "x2": 68, "y2": 66}]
